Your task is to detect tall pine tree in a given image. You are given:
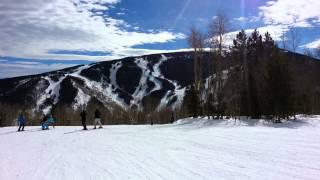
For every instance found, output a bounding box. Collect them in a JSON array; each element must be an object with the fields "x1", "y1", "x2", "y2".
[{"x1": 266, "y1": 50, "x2": 293, "y2": 122}]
